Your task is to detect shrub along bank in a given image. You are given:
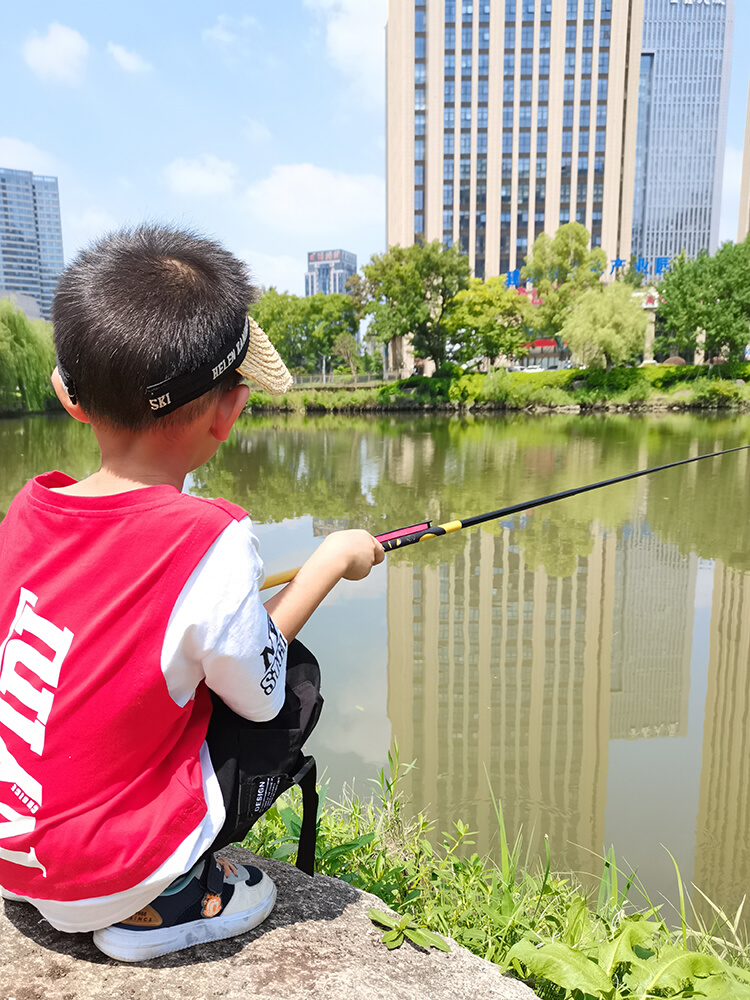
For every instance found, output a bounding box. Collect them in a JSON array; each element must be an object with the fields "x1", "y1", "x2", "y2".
[
  {"x1": 244, "y1": 363, "x2": 750, "y2": 415},
  {"x1": 244, "y1": 754, "x2": 750, "y2": 1000}
]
